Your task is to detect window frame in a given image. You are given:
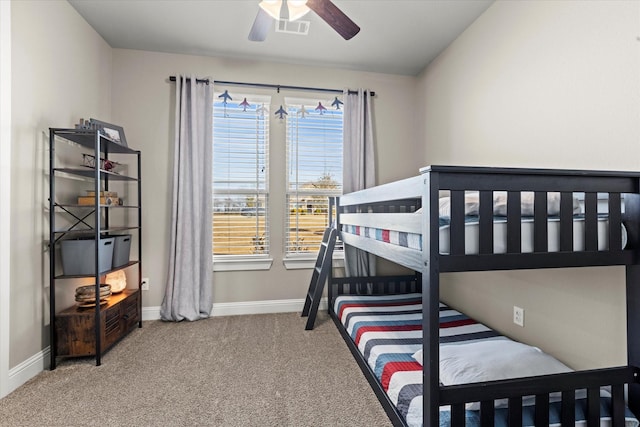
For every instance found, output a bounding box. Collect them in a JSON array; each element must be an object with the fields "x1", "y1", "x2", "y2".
[
  {"x1": 283, "y1": 96, "x2": 344, "y2": 267},
  {"x1": 212, "y1": 92, "x2": 273, "y2": 271}
]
